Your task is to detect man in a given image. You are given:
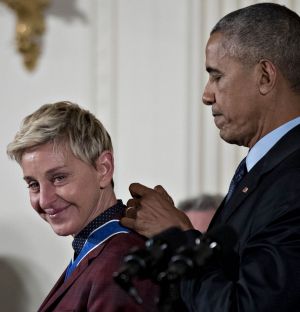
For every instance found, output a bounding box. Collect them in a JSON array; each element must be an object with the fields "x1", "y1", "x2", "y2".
[
  {"x1": 178, "y1": 194, "x2": 223, "y2": 232},
  {"x1": 7, "y1": 101, "x2": 158, "y2": 311},
  {"x1": 121, "y1": 3, "x2": 300, "y2": 311}
]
